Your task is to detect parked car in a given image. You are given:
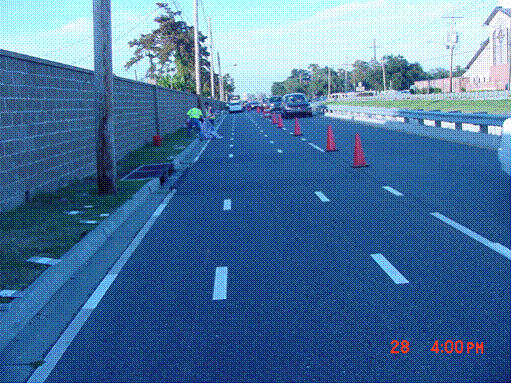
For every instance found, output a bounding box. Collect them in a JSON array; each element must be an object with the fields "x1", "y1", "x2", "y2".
[
  {"x1": 281, "y1": 93, "x2": 313, "y2": 118},
  {"x1": 260, "y1": 98, "x2": 269, "y2": 110},
  {"x1": 227, "y1": 100, "x2": 243, "y2": 113},
  {"x1": 268, "y1": 96, "x2": 283, "y2": 112},
  {"x1": 498, "y1": 118, "x2": 511, "y2": 176}
]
